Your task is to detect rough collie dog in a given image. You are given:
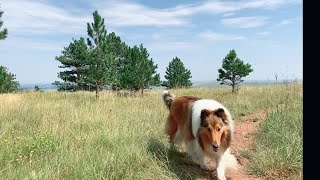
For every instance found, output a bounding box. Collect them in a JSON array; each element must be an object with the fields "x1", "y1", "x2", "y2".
[{"x1": 161, "y1": 90, "x2": 237, "y2": 180}]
